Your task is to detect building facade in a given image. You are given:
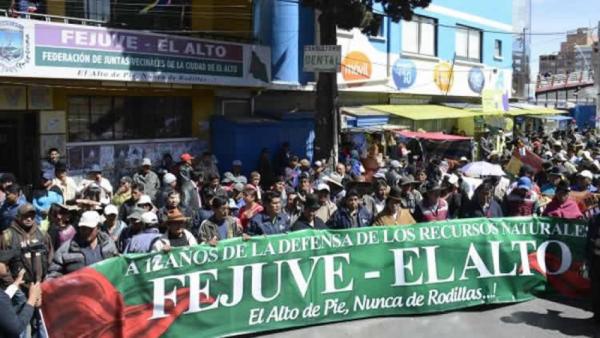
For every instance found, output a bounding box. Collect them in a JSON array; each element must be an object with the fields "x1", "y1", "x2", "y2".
[{"x1": 512, "y1": 0, "x2": 531, "y2": 99}]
